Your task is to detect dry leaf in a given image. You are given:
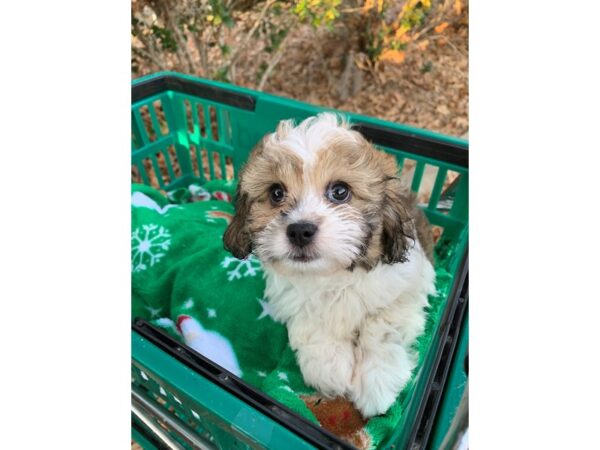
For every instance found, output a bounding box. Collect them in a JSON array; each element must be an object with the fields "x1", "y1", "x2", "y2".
[
  {"x1": 362, "y1": 0, "x2": 375, "y2": 14},
  {"x1": 454, "y1": 0, "x2": 462, "y2": 15},
  {"x1": 391, "y1": 92, "x2": 406, "y2": 109},
  {"x1": 380, "y1": 49, "x2": 406, "y2": 64},
  {"x1": 435, "y1": 22, "x2": 449, "y2": 33},
  {"x1": 436, "y1": 104, "x2": 450, "y2": 115},
  {"x1": 417, "y1": 40, "x2": 430, "y2": 51}
]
